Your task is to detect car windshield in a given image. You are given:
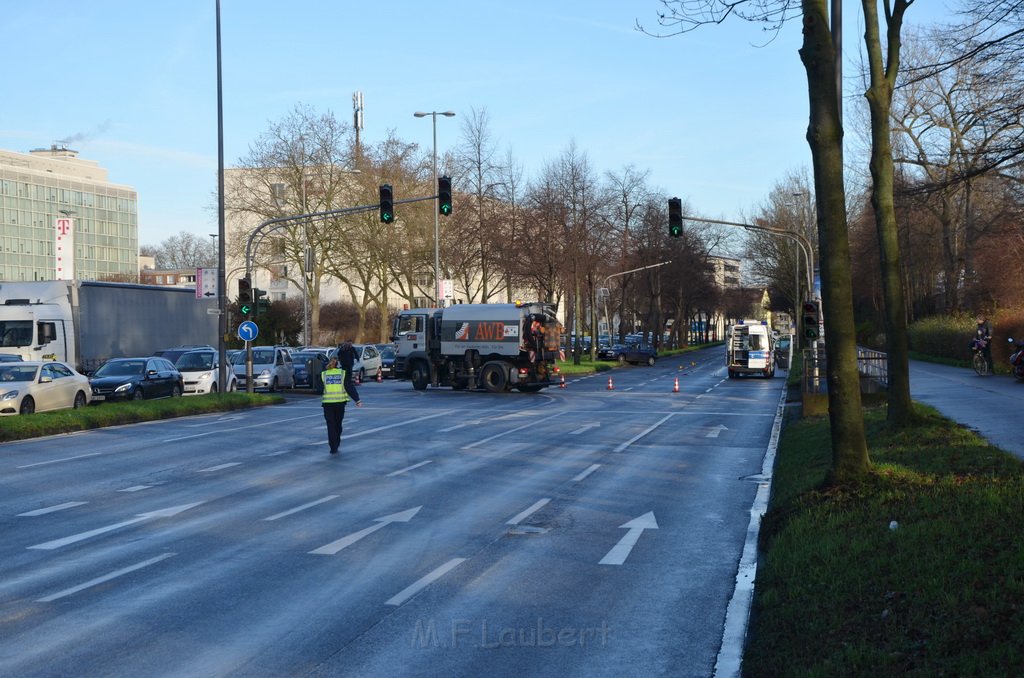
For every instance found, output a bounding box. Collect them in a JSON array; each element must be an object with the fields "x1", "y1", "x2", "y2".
[
  {"x1": 94, "y1": 360, "x2": 145, "y2": 377},
  {"x1": 0, "y1": 365, "x2": 38, "y2": 382},
  {"x1": 231, "y1": 350, "x2": 273, "y2": 366},
  {"x1": 379, "y1": 347, "x2": 395, "y2": 359},
  {"x1": 176, "y1": 352, "x2": 215, "y2": 370}
]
